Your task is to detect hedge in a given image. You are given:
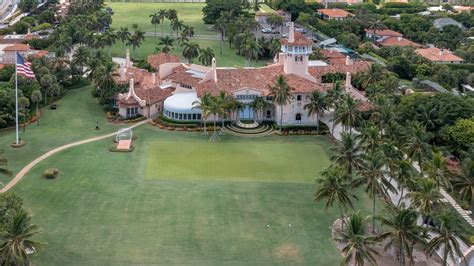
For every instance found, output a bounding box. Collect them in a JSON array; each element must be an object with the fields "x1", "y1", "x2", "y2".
[
  {"x1": 447, "y1": 63, "x2": 474, "y2": 72},
  {"x1": 43, "y1": 168, "x2": 59, "y2": 179}
]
